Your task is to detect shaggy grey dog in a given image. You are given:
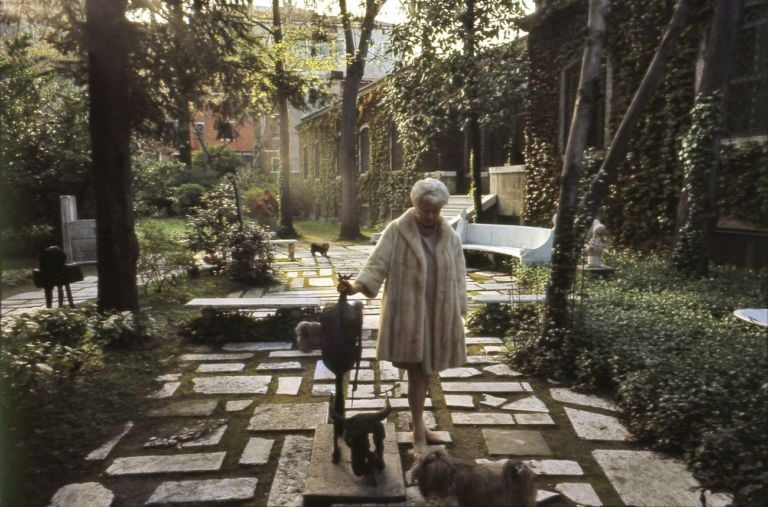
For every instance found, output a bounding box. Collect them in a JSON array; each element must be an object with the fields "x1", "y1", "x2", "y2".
[
  {"x1": 294, "y1": 320, "x2": 323, "y2": 352},
  {"x1": 412, "y1": 449, "x2": 537, "y2": 507}
]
